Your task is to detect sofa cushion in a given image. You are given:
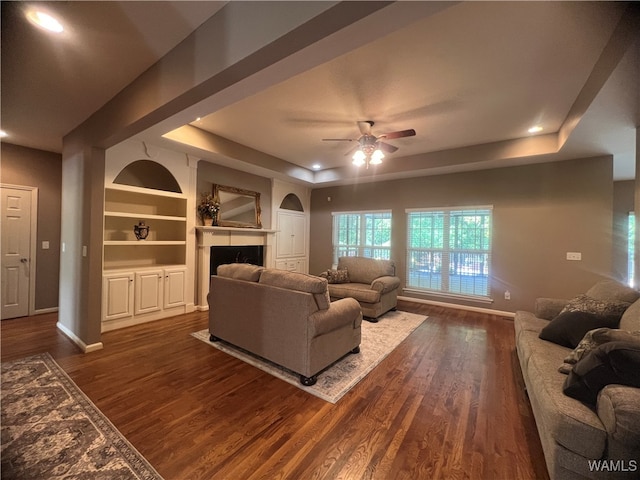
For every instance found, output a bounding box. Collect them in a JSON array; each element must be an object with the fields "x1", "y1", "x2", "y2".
[
  {"x1": 559, "y1": 328, "x2": 640, "y2": 374},
  {"x1": 620, "y1": 298, "x2": 640, "y2": 331},
  {"x1": 563, "y1": 341, "x2": 640, "y2": 407},
  {"x1": 328, "y1": 283, "x2": 381, "y2": 304},
  {"x1": 534, "y1": 298, "x2": 569, "y2": 321},
  {"x1": 336, "y1": 256, "x2": 395, "y2": 284},
  {"x1": 526, "y1": 344, "x2": 608, "y2": 459},
  {"x1": 586, "y1": 280, "x2": 640, "y2": 304},
  {"x1": 259, "y1": 269, "x2": 331, "y2": 310},
  {"x1": 539, "y1": 311, "x2": 621, "y2": 348},
  {"x1": 217, "y1": 263, "x2": 264, "y2": 282}
]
